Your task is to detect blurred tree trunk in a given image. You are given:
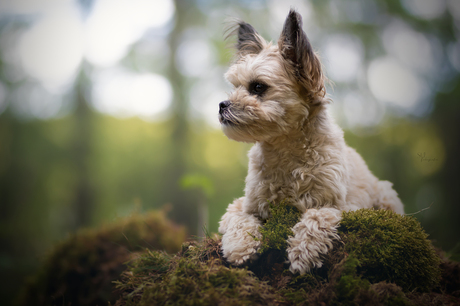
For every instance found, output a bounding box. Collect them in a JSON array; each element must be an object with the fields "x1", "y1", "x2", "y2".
[
  {"x1": 432, "y1": 81, "x2": 460, "y2": 250},
  {"x1": 165, "y1": 0, "x2": 199, "y2": 233},
  {"x1": 71, "y1": 65, "x2": 94, "y2": 229}
]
